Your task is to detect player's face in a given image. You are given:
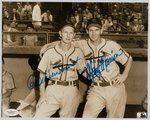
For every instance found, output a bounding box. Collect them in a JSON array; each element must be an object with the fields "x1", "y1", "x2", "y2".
[
  {"x1": 59, "y1": 26, "x2": 75, "y2": 44},
  {"x1": 87, "y1": 26, "x2": 101, "y2": 42}
]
